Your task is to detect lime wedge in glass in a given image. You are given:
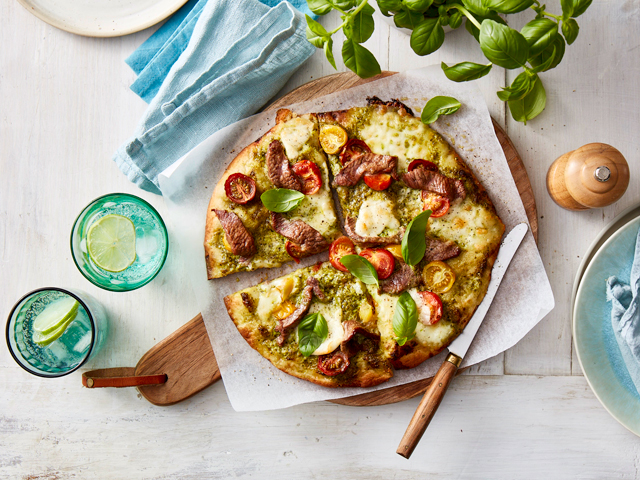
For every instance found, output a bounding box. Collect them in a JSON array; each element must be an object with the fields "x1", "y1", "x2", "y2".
[
  {"x1": 33, "y1": 296, "x2": 79, "y2": 335},
  {"x1": 87, "y1": 214, "x2": 136, "y2": 272},
  {"x1": 33, "y1": 312, "x2": 78, "y2": 347}
]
